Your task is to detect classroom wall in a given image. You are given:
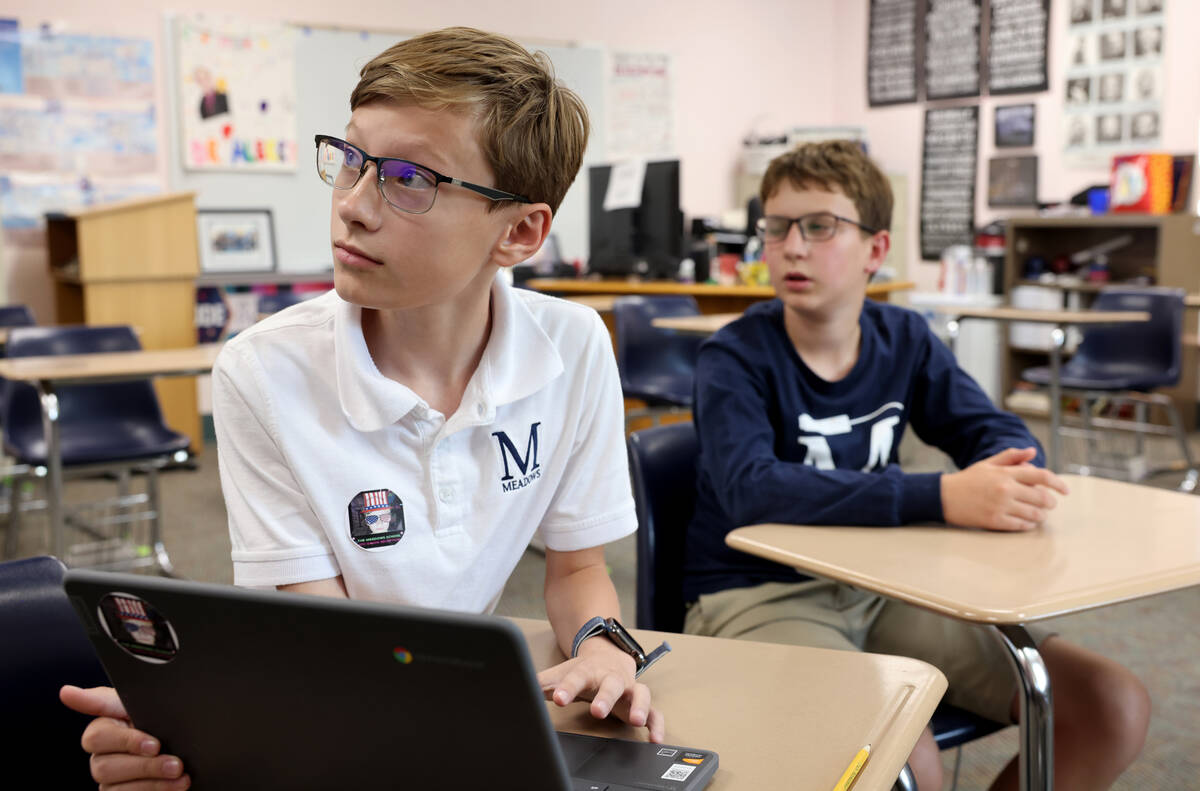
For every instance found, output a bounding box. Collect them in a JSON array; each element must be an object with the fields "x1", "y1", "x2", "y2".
[
  {"x1": 8, "y1": 0, "x2": 838, "y2": 222},
  {"x1": 831, "y1": 0, "x2": 1200, "y2": 292}
]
